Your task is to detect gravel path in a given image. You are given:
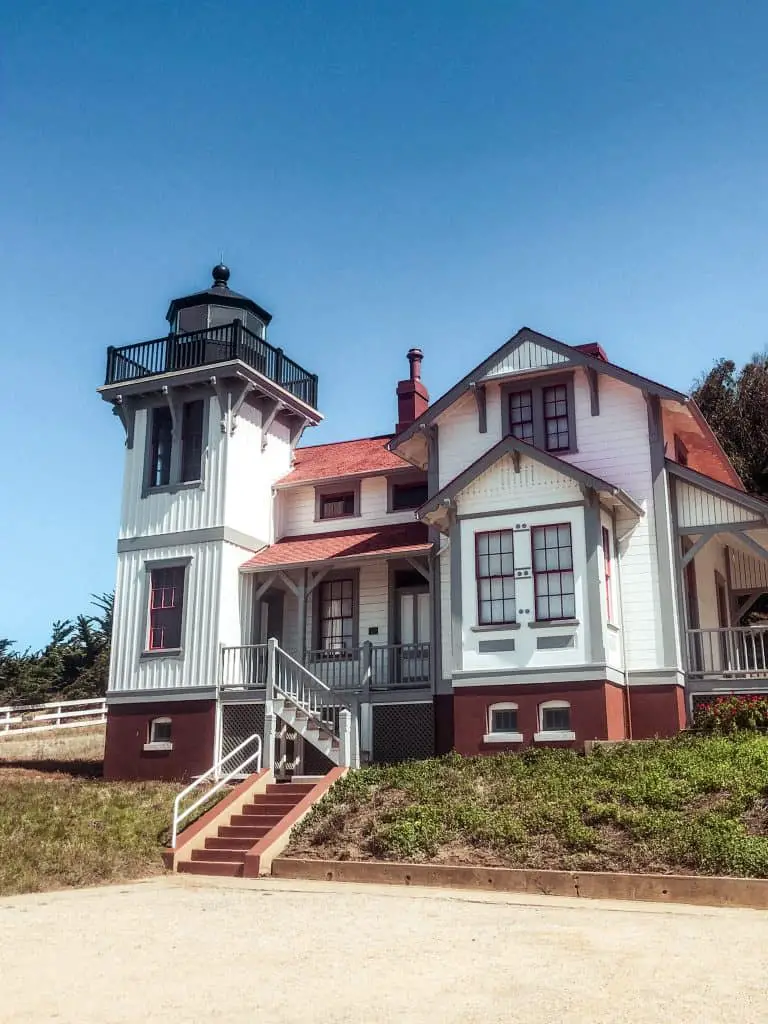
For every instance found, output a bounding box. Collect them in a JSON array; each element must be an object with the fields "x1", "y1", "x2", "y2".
[{"x1": 2, "y1": 876, "x2": 767, "y2": 1023}]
